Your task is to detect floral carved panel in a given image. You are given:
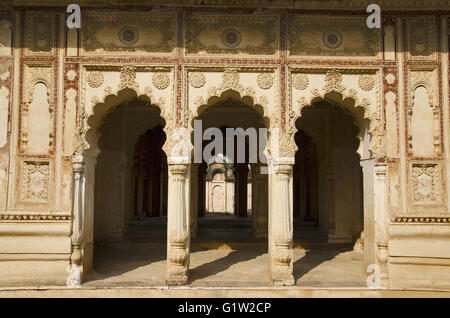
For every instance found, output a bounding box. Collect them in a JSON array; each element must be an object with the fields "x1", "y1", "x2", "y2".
[
  {"x1": 412, "y1": 163, "x2": 441, "y2": 205},
  {"x1": 0, "y1": 12, "x2": 13, "y2": 56},
  {"x1": 81, "y1": 13, "x2": 176, "y2": 55},
  {"x1": 25, "y1": 12, "x2": 55, "y2": 56},
  {"x1": 185, "y1": 14, "x2": 278, "y2": 56},
  {"x1": 288, "y1": 16, "x2": 381, "y2": 58},
  {"x1": 20, "y1": 160, "x2": 50, "y2": 203},
  {"x1": 406, "y1": 17, "x2": 437, "y2": 61}
]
